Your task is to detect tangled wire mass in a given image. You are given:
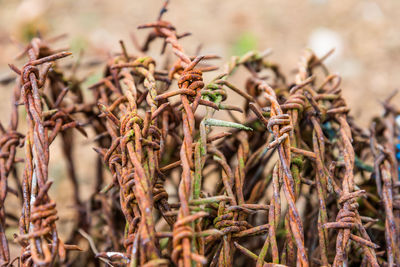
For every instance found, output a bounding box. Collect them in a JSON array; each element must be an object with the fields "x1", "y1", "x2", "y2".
[{"x1": 0, "y1": 1, "x2": 399, "y2": 267}]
